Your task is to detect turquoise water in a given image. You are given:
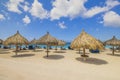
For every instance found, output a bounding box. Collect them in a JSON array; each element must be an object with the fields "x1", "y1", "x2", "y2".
[
  {"x1": 36, "y1": 42, "x2": 71, "y2": 49},
  {"x1": 0, "y1": 43, "x2": 117, "y2": 49},
  {"x1": 0, "y1": 42, "x2": 71, "y2": 49}
]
